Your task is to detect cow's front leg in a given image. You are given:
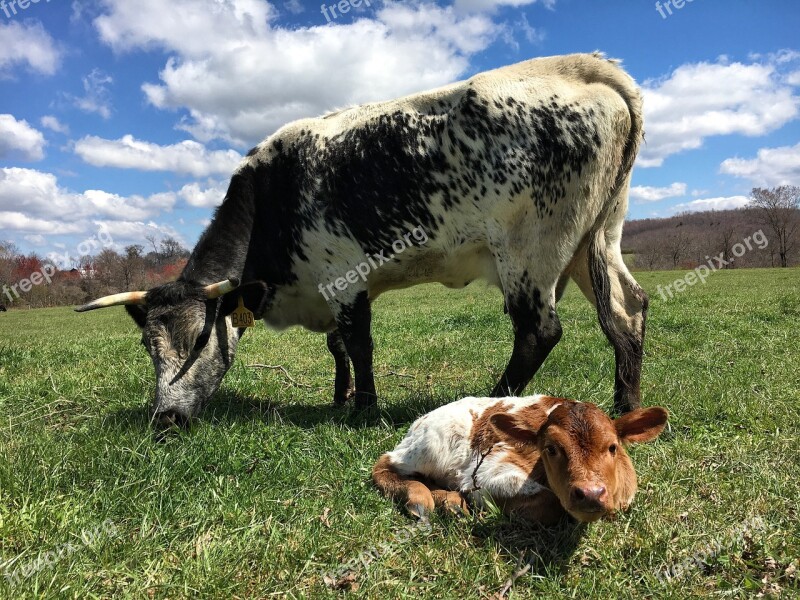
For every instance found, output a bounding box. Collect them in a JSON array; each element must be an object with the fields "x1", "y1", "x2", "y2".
[
  {"x1": 326, "y1": 330, "x2": 354, "y2": 406},
  {"x1": 491, "y1": 285, "x2": 562, "y2": 397},
  {"x1": 333, "y1": 291, "x2": 377, "y2": 410}
]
